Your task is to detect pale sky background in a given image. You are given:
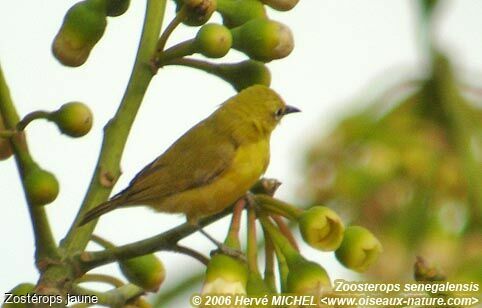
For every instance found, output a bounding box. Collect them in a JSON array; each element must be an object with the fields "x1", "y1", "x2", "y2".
[{"x1": 1, "y1": 0, "x2": 482, "y2": 304}]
